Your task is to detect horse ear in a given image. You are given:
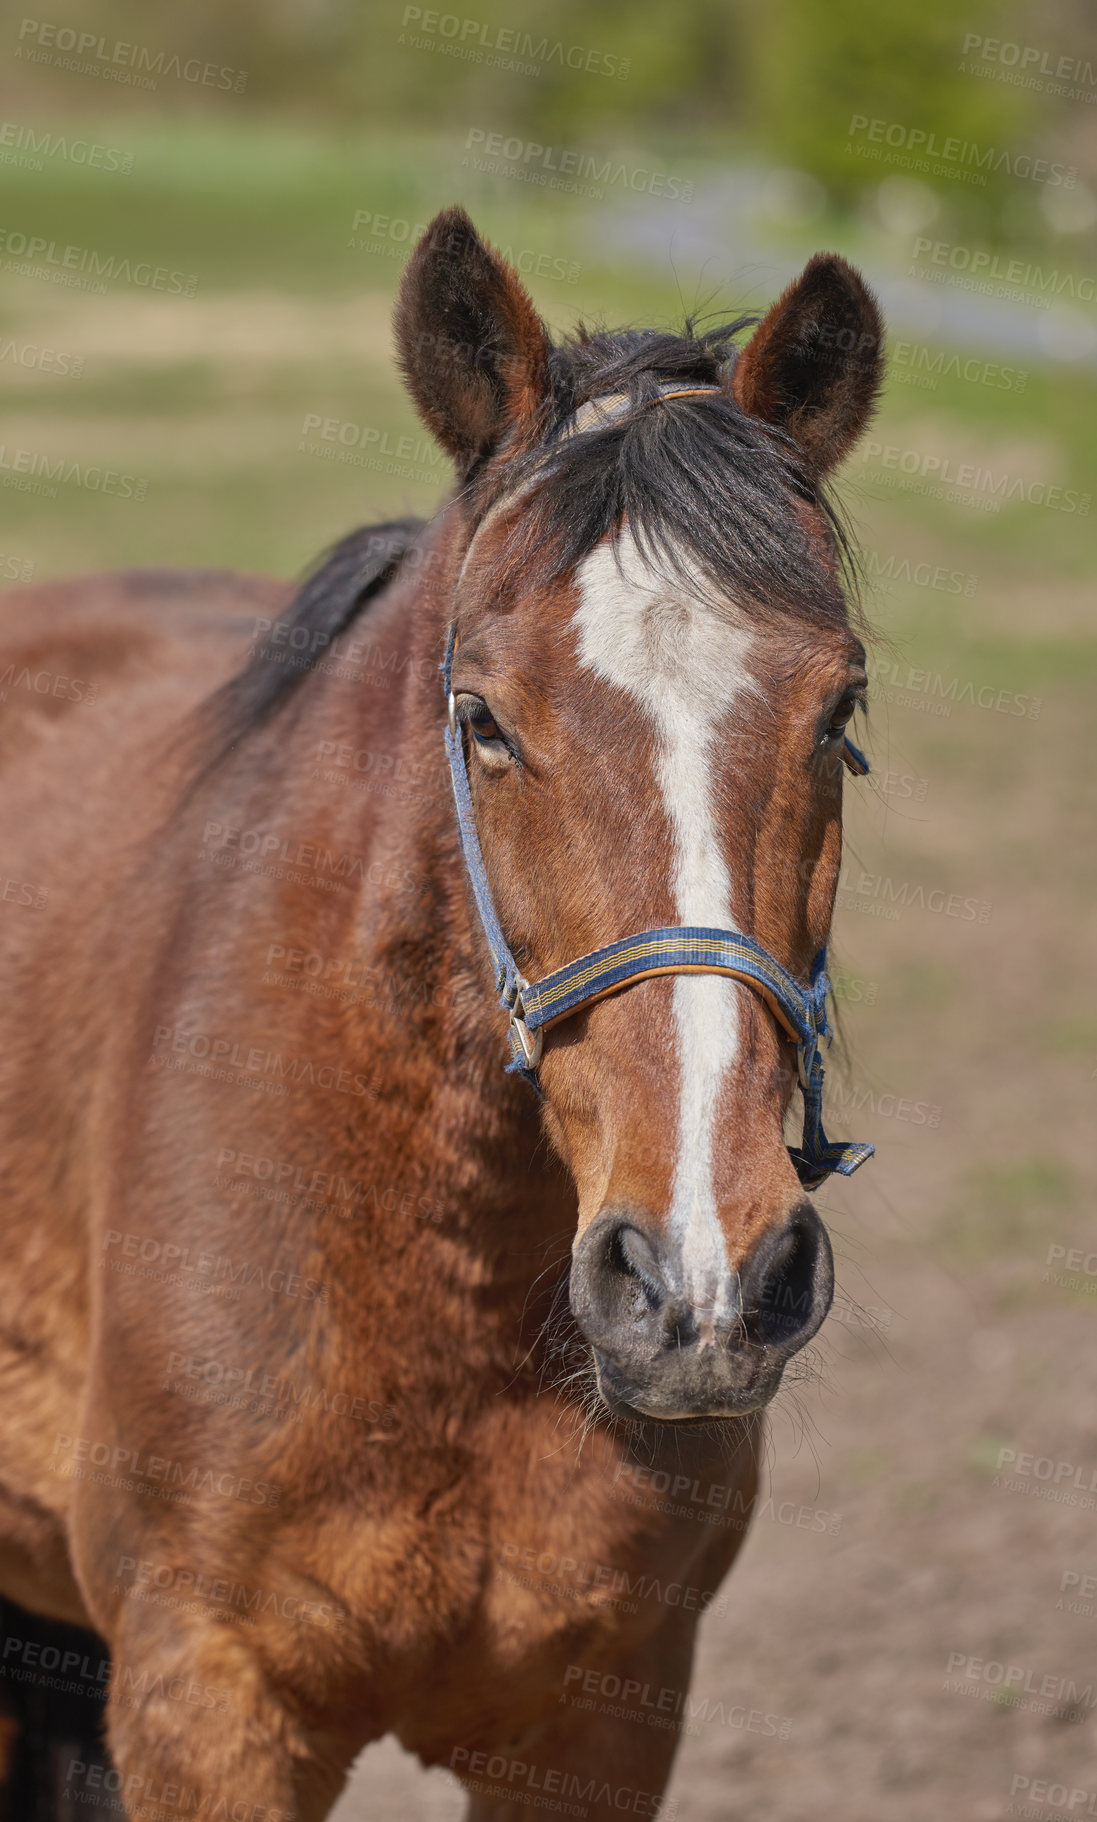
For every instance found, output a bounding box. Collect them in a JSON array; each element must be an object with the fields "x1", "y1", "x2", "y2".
[
  {"x1": 394, "y1": 206, "x2": 552, "y2": 479},
  {"x1": 731, "y1": 253, "x2": 883, "y2": 476}
]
